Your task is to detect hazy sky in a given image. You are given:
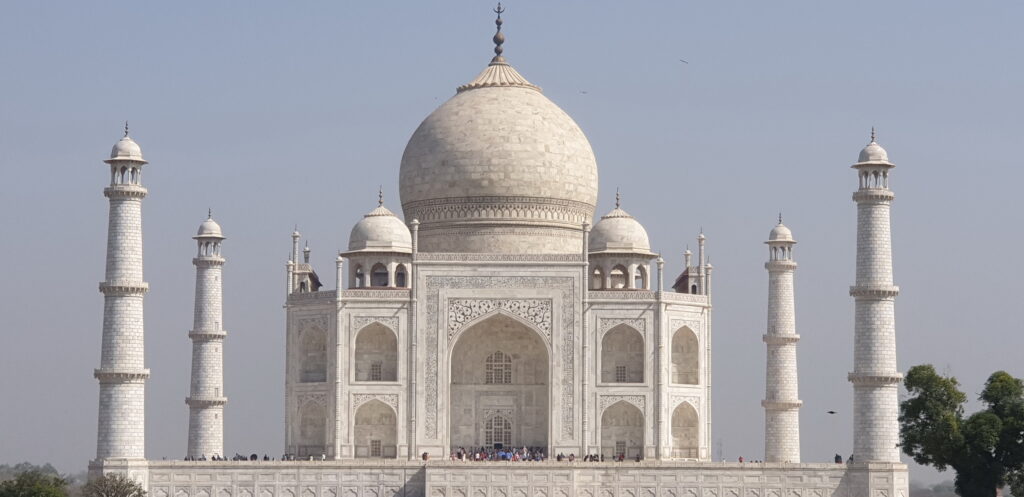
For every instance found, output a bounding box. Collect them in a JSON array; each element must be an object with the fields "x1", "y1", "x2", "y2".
[{"x1": 2, "y1": 1, "x2": 1022, "y2": 485}]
